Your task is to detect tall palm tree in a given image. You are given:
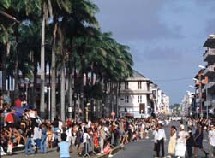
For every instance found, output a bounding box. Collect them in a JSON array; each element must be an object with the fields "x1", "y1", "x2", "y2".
[
  {"x1": 52, "y1": 0, "x2": 99, "y2": 121},
  {"x1": 0, "y1": 0, "x2": 41, "y2": 98}
]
